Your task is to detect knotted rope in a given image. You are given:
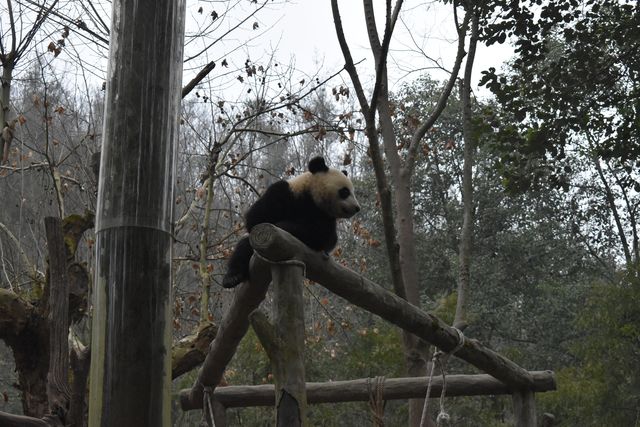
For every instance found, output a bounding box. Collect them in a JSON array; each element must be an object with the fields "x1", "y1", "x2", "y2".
[
  {"x1": 253, "y1": 251, "x2": 306, "y2": 276},
  {"x1": 368, "y1": 375, "x2": 386, "y2": 426},
  {"x1": 419, "y1": 327, "x2": 466, "y2": 427},
  {"x1": 201, "y1": 383, "x2": 216, "y2": 427}
]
